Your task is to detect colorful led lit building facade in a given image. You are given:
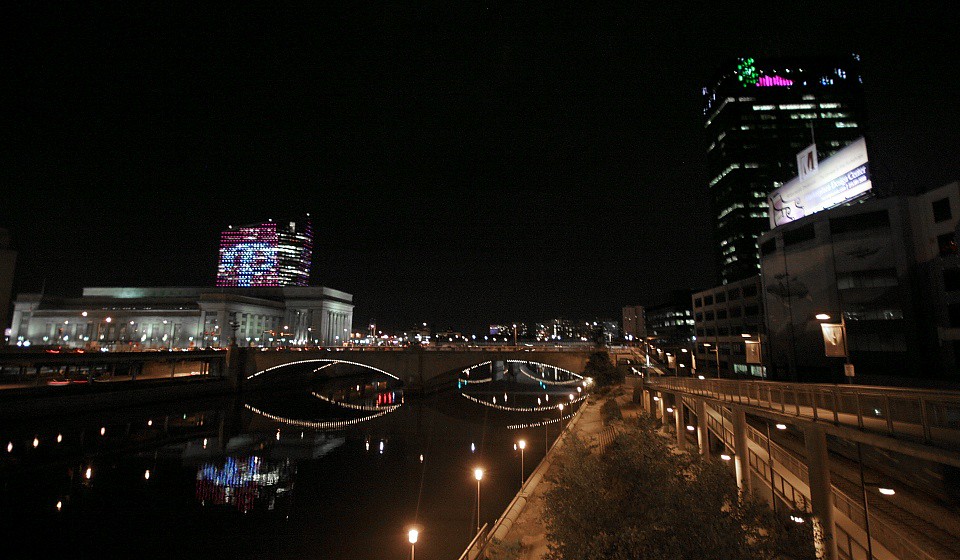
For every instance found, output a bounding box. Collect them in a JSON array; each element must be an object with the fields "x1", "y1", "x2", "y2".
[
  {"x1": 703, "y1": 55, "x2": 868, "y2": 285},
  {"x1": 216, "y1": 217, "x2": 312, "y2": 287}
]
